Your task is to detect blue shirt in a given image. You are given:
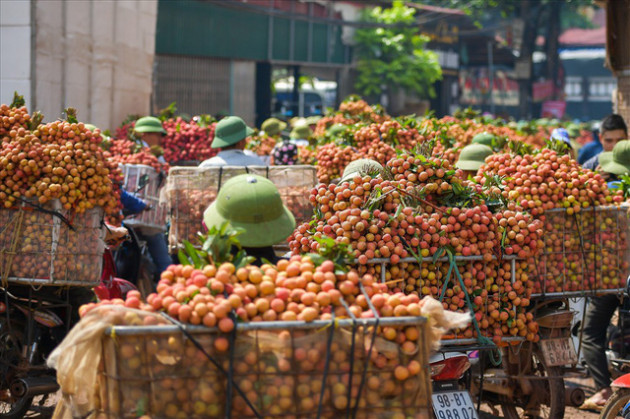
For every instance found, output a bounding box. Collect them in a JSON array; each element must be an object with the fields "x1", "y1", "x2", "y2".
[
  {"x1": 578, "y1": 141, "x2": 602, "y2": 165},
  {"x1": 120, "y1": 189, "x2": 147, "y2": 214},
  {"x1": 582, "y1": 154, "x2": 600, "y2": 171}
]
